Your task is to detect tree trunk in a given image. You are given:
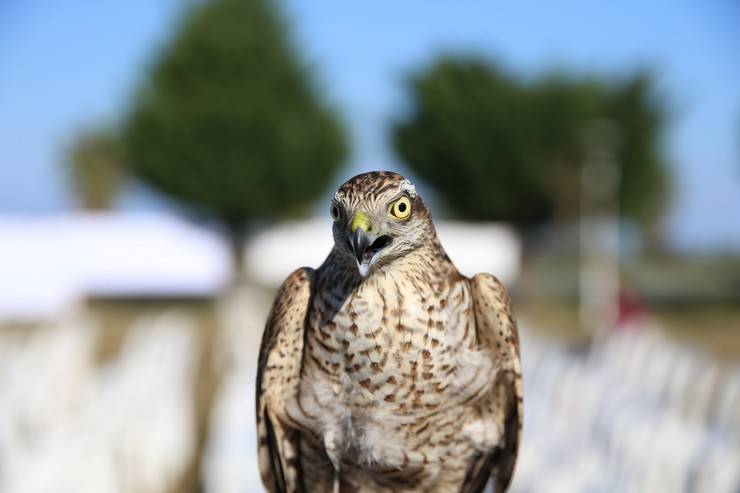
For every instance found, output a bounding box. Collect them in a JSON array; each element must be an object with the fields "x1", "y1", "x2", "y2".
[
  {"x1": 641, "y1": 220, "x2": 667, "y2": 257},
  {"x1": 225, "y1": 221, "x2": 248, "y2": 284}
]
